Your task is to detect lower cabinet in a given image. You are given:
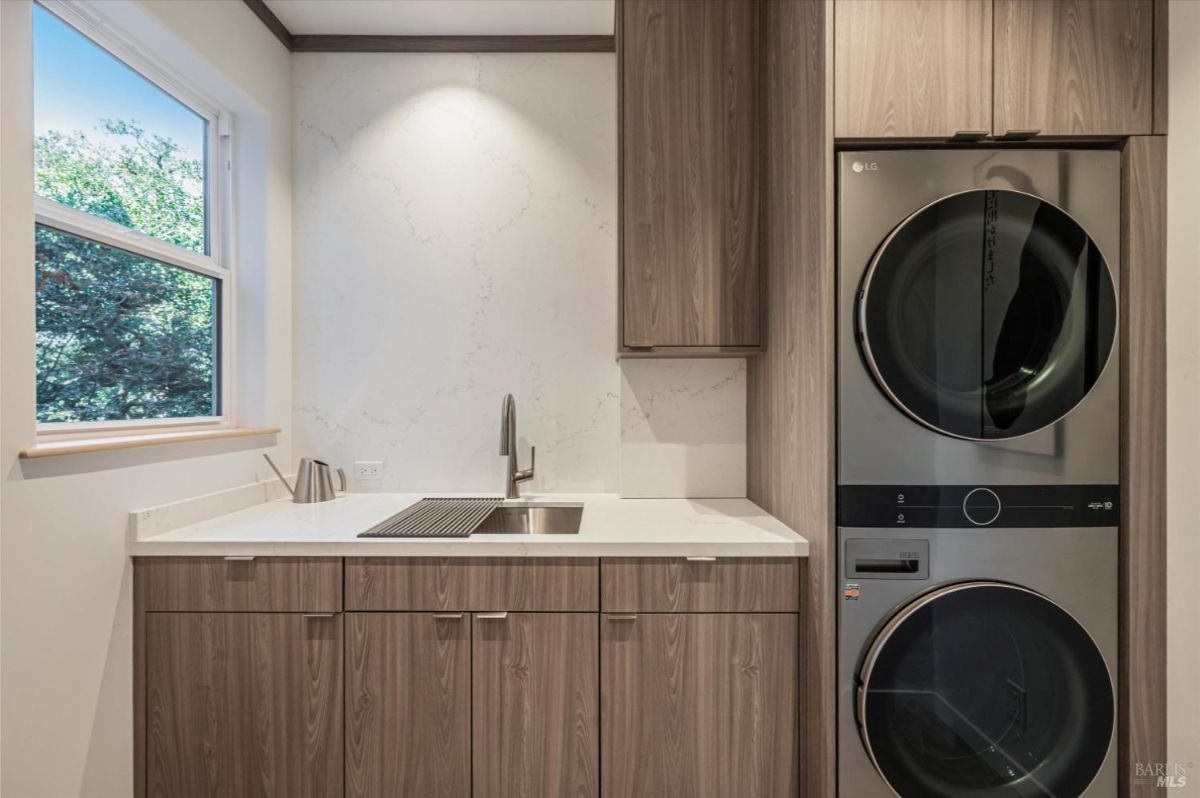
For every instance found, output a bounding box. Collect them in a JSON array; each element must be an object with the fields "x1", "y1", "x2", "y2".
[
  {"x1": 346, "y1": 612, "x2": 471, "y2": 798},
  {"x1": 145, "y1": 612, "x2": 343, "y2": 798},
  {"x1": 345, "y1": 611, "x2": 600, "y2": 798},
  {"x1": 601, "y1": 613, "x2": 800, "y2": 798},
  {"x1": 137, "y1": 557, "x2": 800, "y2": 798},
  {"x1": 474, "y1": 612, "x2": 600, "y2": 798}
]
